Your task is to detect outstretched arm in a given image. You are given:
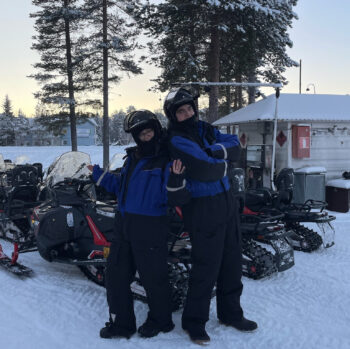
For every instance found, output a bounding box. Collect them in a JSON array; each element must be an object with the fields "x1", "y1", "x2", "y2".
[{"x1": 88, "y1": 165, "x2": 121, "y2": 196}]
